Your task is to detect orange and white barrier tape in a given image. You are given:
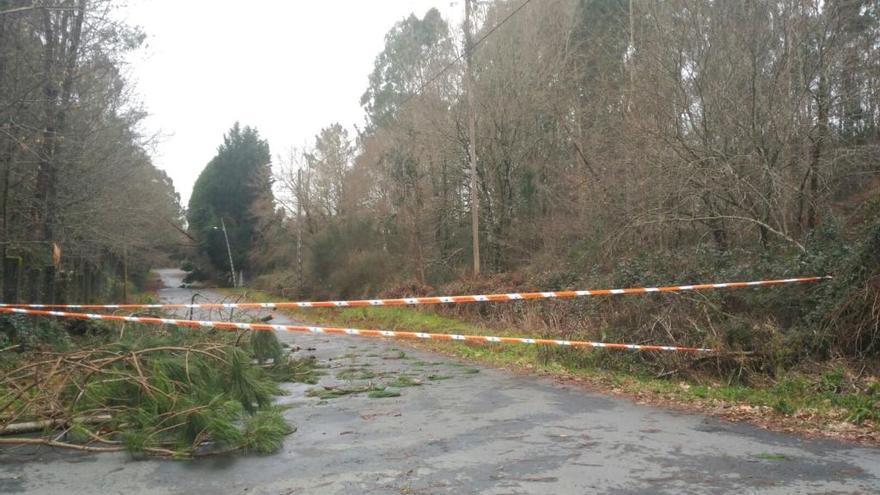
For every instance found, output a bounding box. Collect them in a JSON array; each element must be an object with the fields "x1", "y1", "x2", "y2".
[
  {"x1": 0, "y1": 306, "x2": 713, "y2": 353},
  {"x1": 0, "y1": 276, "x2": 831, "y2": 311}
]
